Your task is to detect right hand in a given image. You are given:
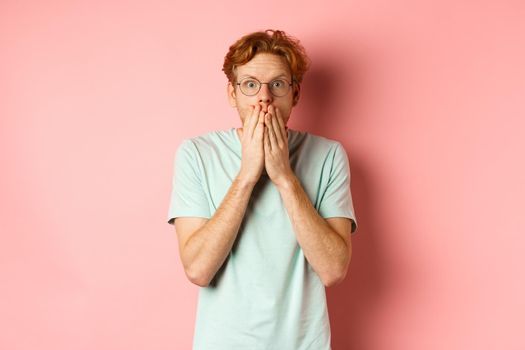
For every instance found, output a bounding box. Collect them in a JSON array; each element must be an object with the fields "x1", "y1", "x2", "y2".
[{"x1": 237, "y1": 104, "x2": 266, "y2": 184}]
